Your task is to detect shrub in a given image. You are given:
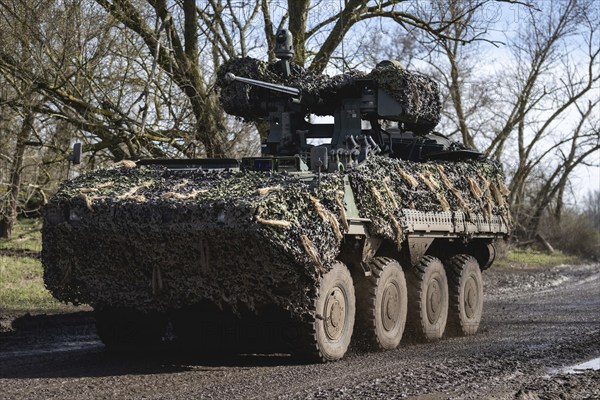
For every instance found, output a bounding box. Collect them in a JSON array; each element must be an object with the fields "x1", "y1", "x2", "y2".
[{"x1": 539, "y1": 210, "x2": 600, "y2": 261}]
